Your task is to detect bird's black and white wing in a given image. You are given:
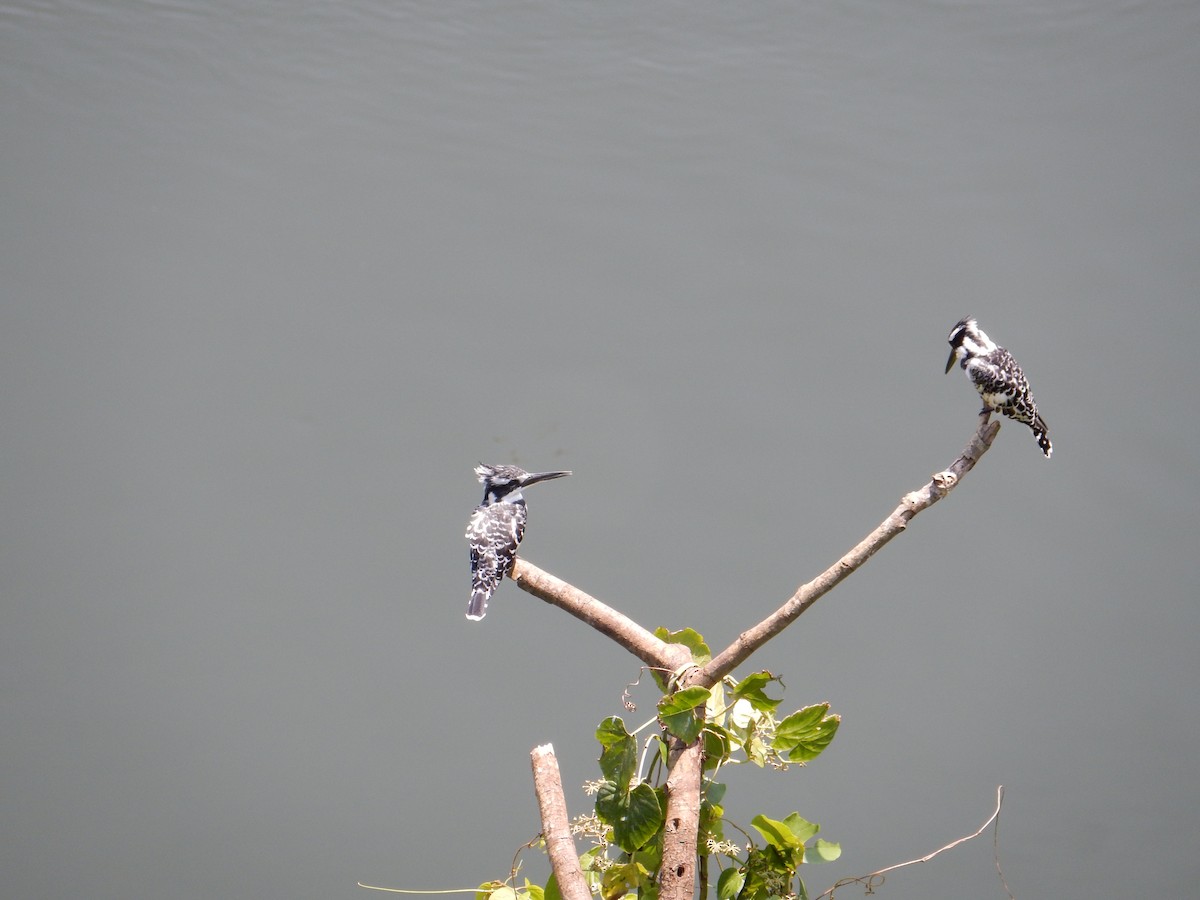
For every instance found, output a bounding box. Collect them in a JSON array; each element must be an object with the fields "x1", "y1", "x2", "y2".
[
  {"x1": 966, "y1": 349, "x2": 1052, "y2": 458},
  {"x1": 465, "y1": 501, "x2": 527, "y2": 621}
]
